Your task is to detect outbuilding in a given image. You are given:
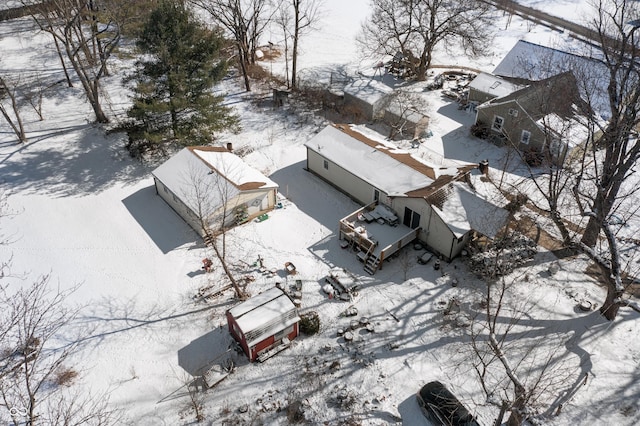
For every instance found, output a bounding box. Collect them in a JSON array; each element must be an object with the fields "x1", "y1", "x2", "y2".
[
  {"x1": 226, "y1": 287, "x2": 300, "y2": 362},
  {"x1": 152, "y1": 146, "x2": 278, "y2": 238}
]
